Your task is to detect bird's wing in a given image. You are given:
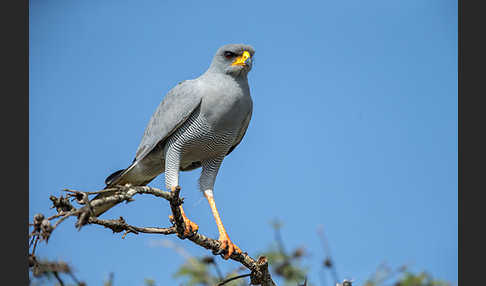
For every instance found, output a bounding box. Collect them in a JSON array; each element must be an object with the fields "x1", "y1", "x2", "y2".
[
  {"x1": 226, "y1": 103, "x2": 253, "y2": 156},
  {"x1": 134, "y1": 80, "x2": 203, "y2": 162},
  {"x1": 99, "y1": 80, "x2": 202, "y2": 213}
]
